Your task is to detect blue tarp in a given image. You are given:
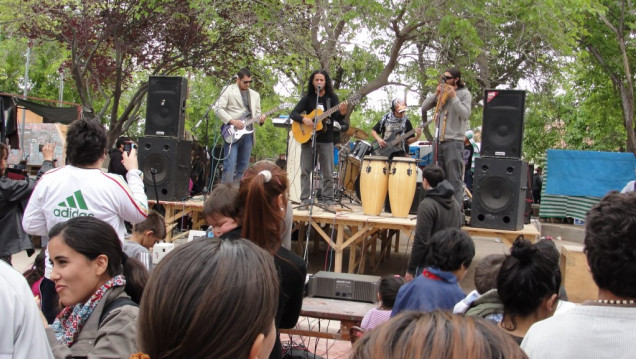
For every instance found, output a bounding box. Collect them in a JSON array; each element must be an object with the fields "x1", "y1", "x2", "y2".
[{"x1": 545, "y1": 149, "x2": 636, "y2": 197}]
